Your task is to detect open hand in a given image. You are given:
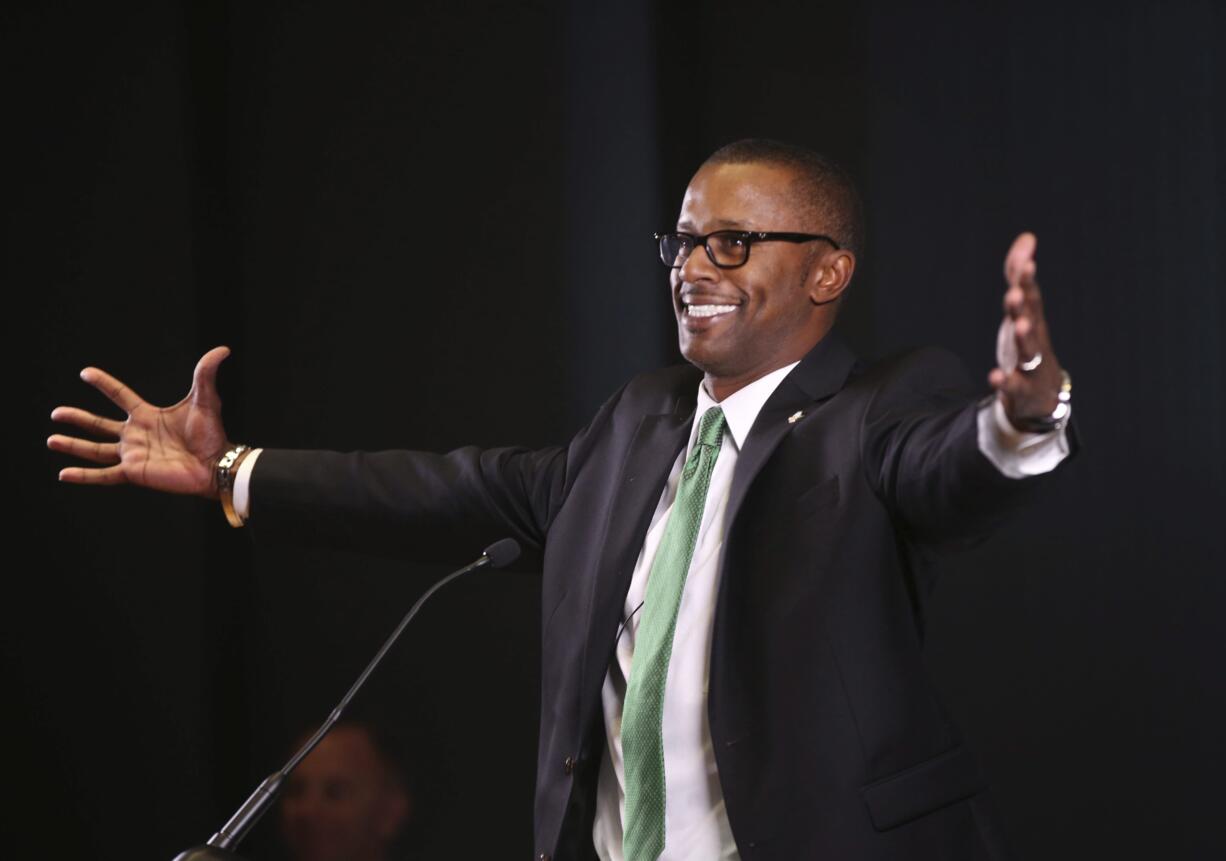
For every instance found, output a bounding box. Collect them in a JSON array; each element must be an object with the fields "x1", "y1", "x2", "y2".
[
  {"x1": 48, "y1": 346, "x2": 234, "y2": 499},
  {"x1": 989, "y1": 233, "x2": 1065, "y2": 429}
]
